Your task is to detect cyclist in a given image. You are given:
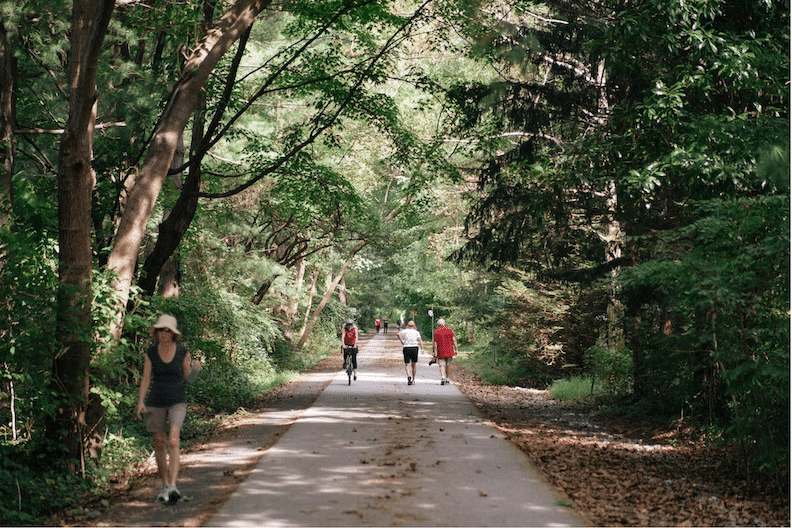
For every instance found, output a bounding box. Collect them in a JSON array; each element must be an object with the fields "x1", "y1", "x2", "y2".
[{"x1": 341, "y1": 319, "x2": 359, "y2": 380}]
